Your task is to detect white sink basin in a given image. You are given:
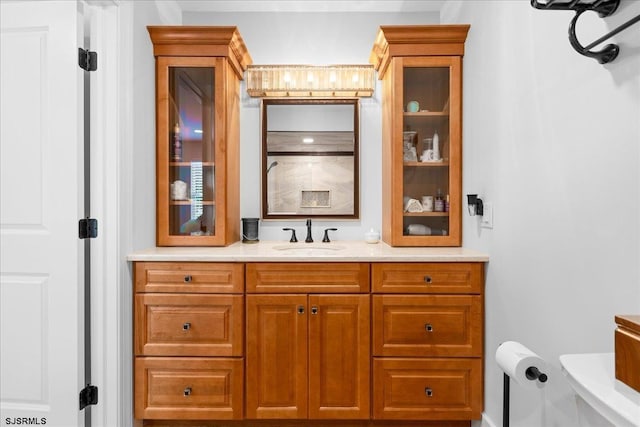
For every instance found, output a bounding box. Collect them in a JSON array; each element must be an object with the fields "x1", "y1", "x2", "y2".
[{"x1": 272, "y1": 243, "x2": 346, "y2": 252}]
